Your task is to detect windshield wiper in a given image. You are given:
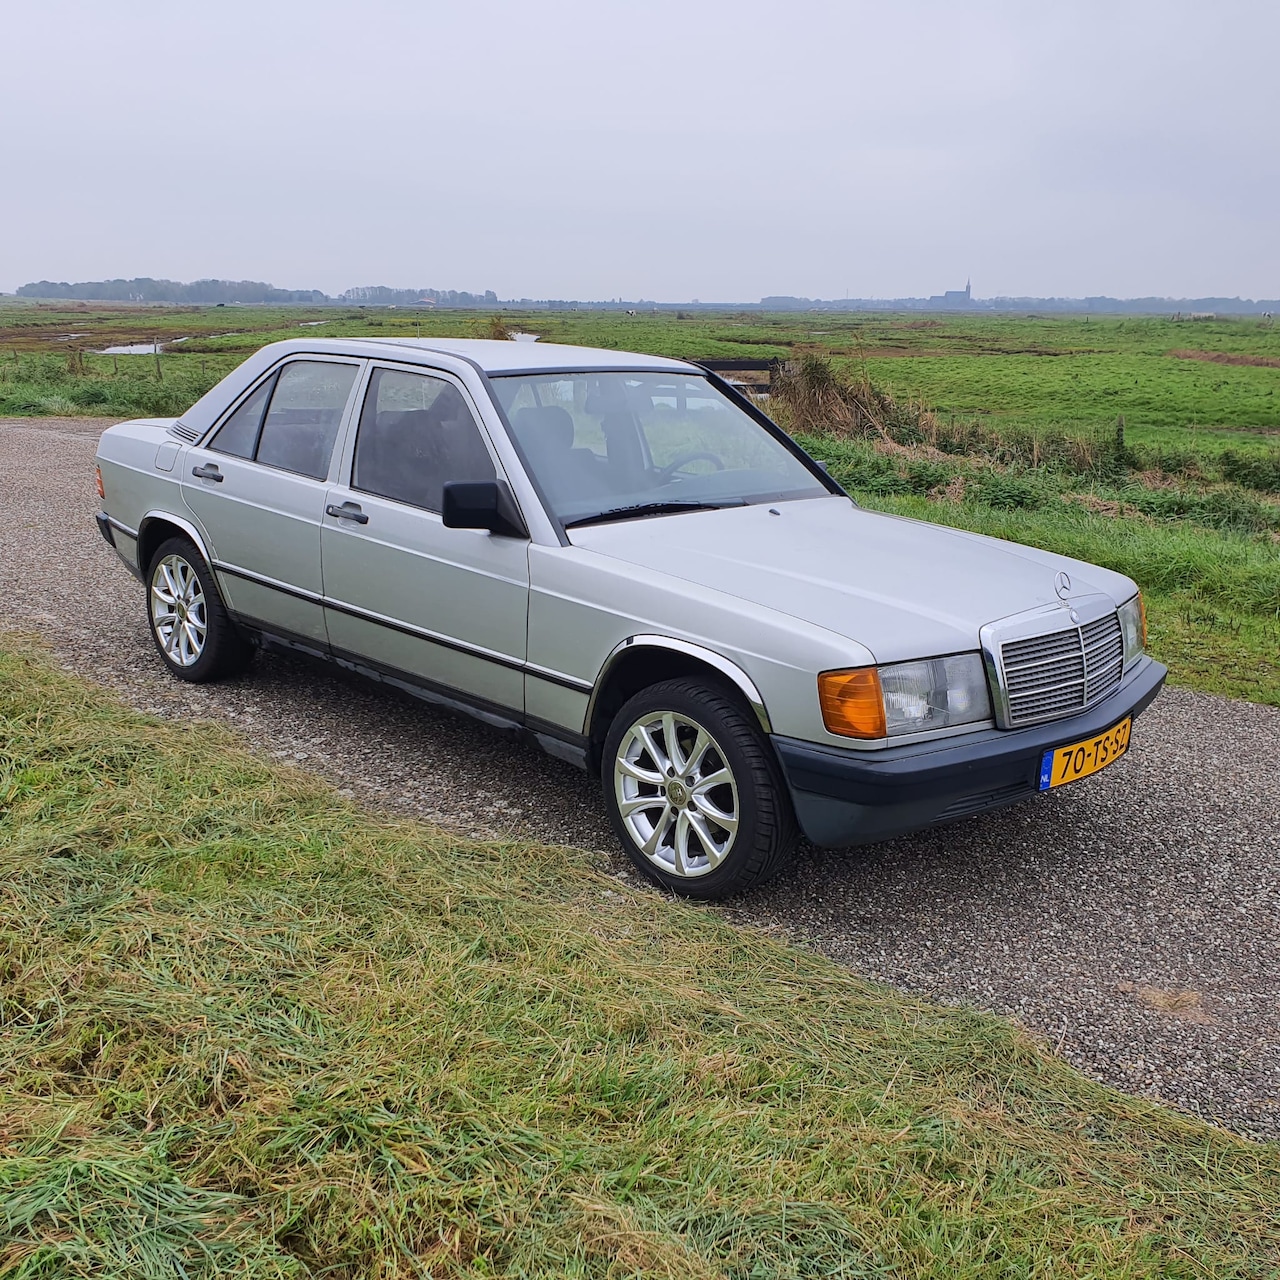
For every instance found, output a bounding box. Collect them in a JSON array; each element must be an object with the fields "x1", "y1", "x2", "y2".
[{"x1": 563, "y1": 500, "x2": 742, "y2": 530}]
